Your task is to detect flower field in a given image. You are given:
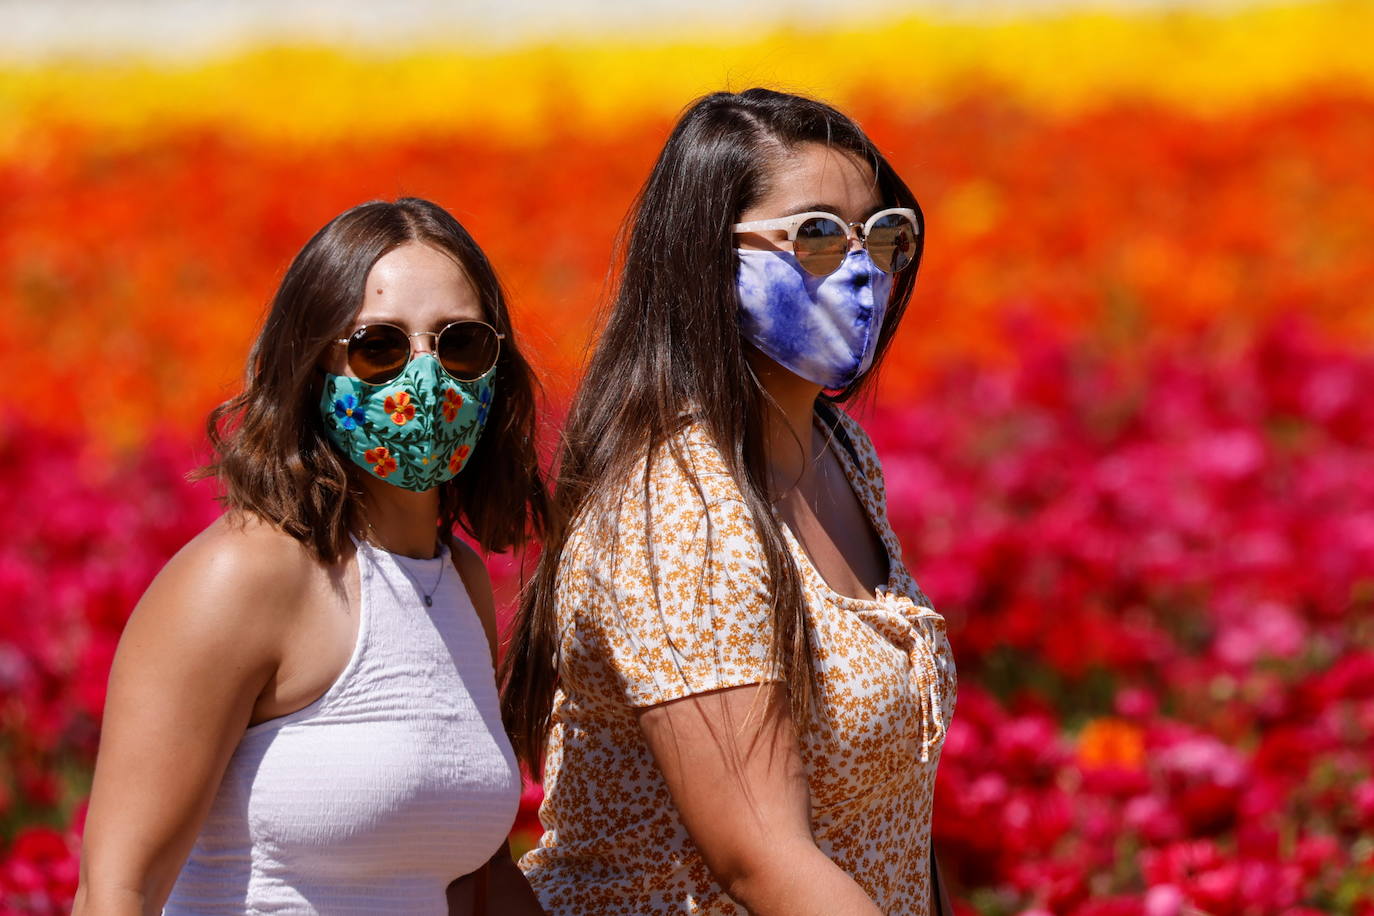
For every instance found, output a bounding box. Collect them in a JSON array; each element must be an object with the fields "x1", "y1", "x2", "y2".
[{"x1": 2, "y1": 2, "x2": 1373, "y2": 913}]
